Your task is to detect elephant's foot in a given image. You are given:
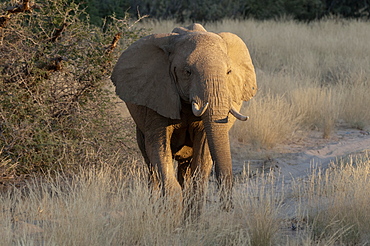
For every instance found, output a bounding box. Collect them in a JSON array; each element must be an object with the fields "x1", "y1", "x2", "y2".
[
  {"x1": 182, "y1": 178, "x2": 208, "y2": 222},
  {"x1": 162, "y1": 180, "x2": 183, "y2": 223},
  {"x1": 219, "y1": 187, "x2": 234, "y2": 212}
]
